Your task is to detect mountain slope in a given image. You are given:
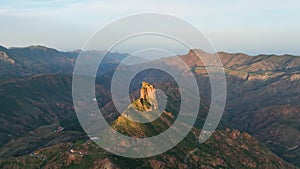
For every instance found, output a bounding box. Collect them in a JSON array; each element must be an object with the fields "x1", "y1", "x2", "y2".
[
  {"x1": 0, "y1": 45, "x2": 129, "y2": 76},
  {"x1": 0, "y1": 127, "x2": 296, "y2": 168},
  {"x1": 170, "y1": 49, "x2": 300, "y2": 166},
  {"x1": 0, "y1": 74, "x2": 112, "y2": 156},
  {"x1": 90, "y1": 49, "x2": 300, "y2": 167},
  {"x1": 0, "y1": 82, "x2": 296, "y2": 168},
  {"x1": 0, "y1": 46, "x2": 299, "y2": 168},
  {"x1": 0, "y1": 75, "x2": 84, "y2": 157}
]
